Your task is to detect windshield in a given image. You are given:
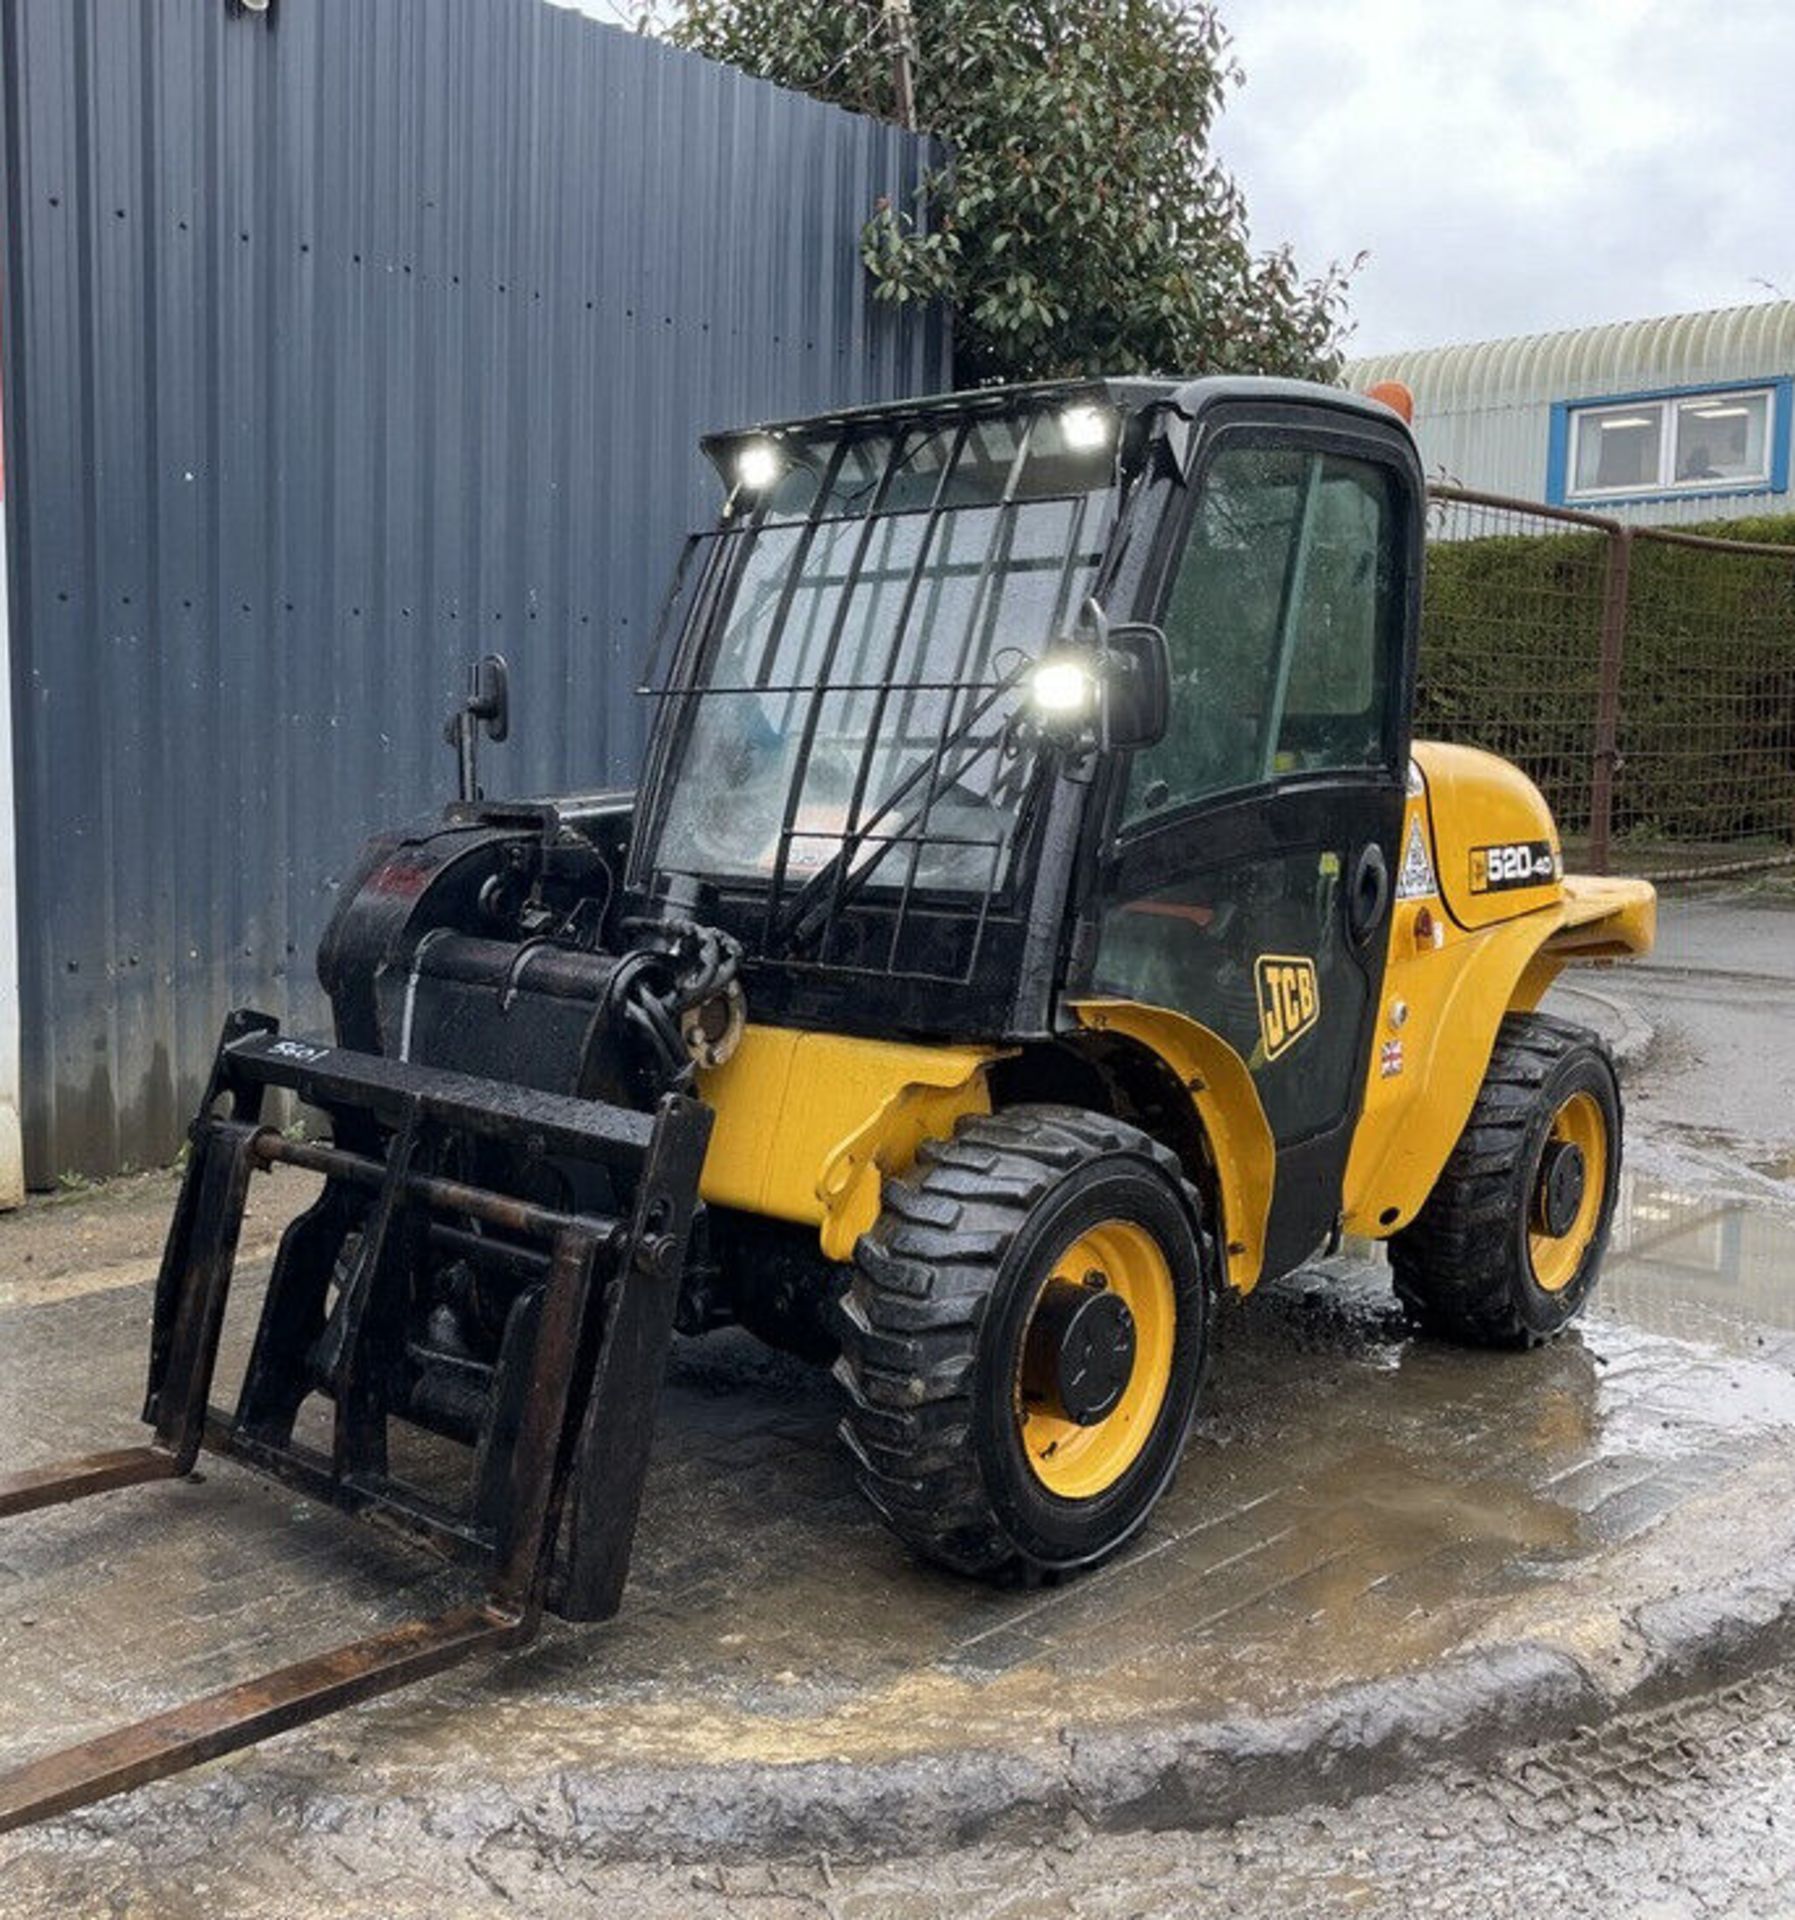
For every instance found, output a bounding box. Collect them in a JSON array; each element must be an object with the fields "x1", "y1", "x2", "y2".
[{"x1": 644, "y1": 404, "x2": 1117, "y2": 903}]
